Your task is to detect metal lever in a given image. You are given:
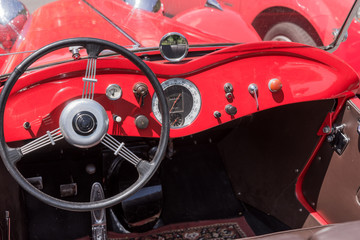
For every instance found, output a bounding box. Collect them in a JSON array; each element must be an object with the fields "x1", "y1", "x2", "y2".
[
  {"x1": 248, "y1": 83, "x2": 259, "y2": 110},
  {"x1": 5, "y1": 211, "x2": 10, "y2": 240},
  {"x1": 90, "y1": 183, "x2": 107, "y2": 240}
]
